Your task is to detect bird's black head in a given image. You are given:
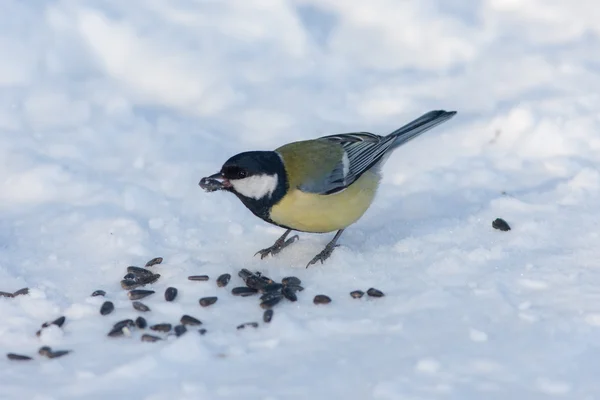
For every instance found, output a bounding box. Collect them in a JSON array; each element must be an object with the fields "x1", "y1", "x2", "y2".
[{"x1": 199, "y1": 151, "x2": 288, "y2": 224}]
